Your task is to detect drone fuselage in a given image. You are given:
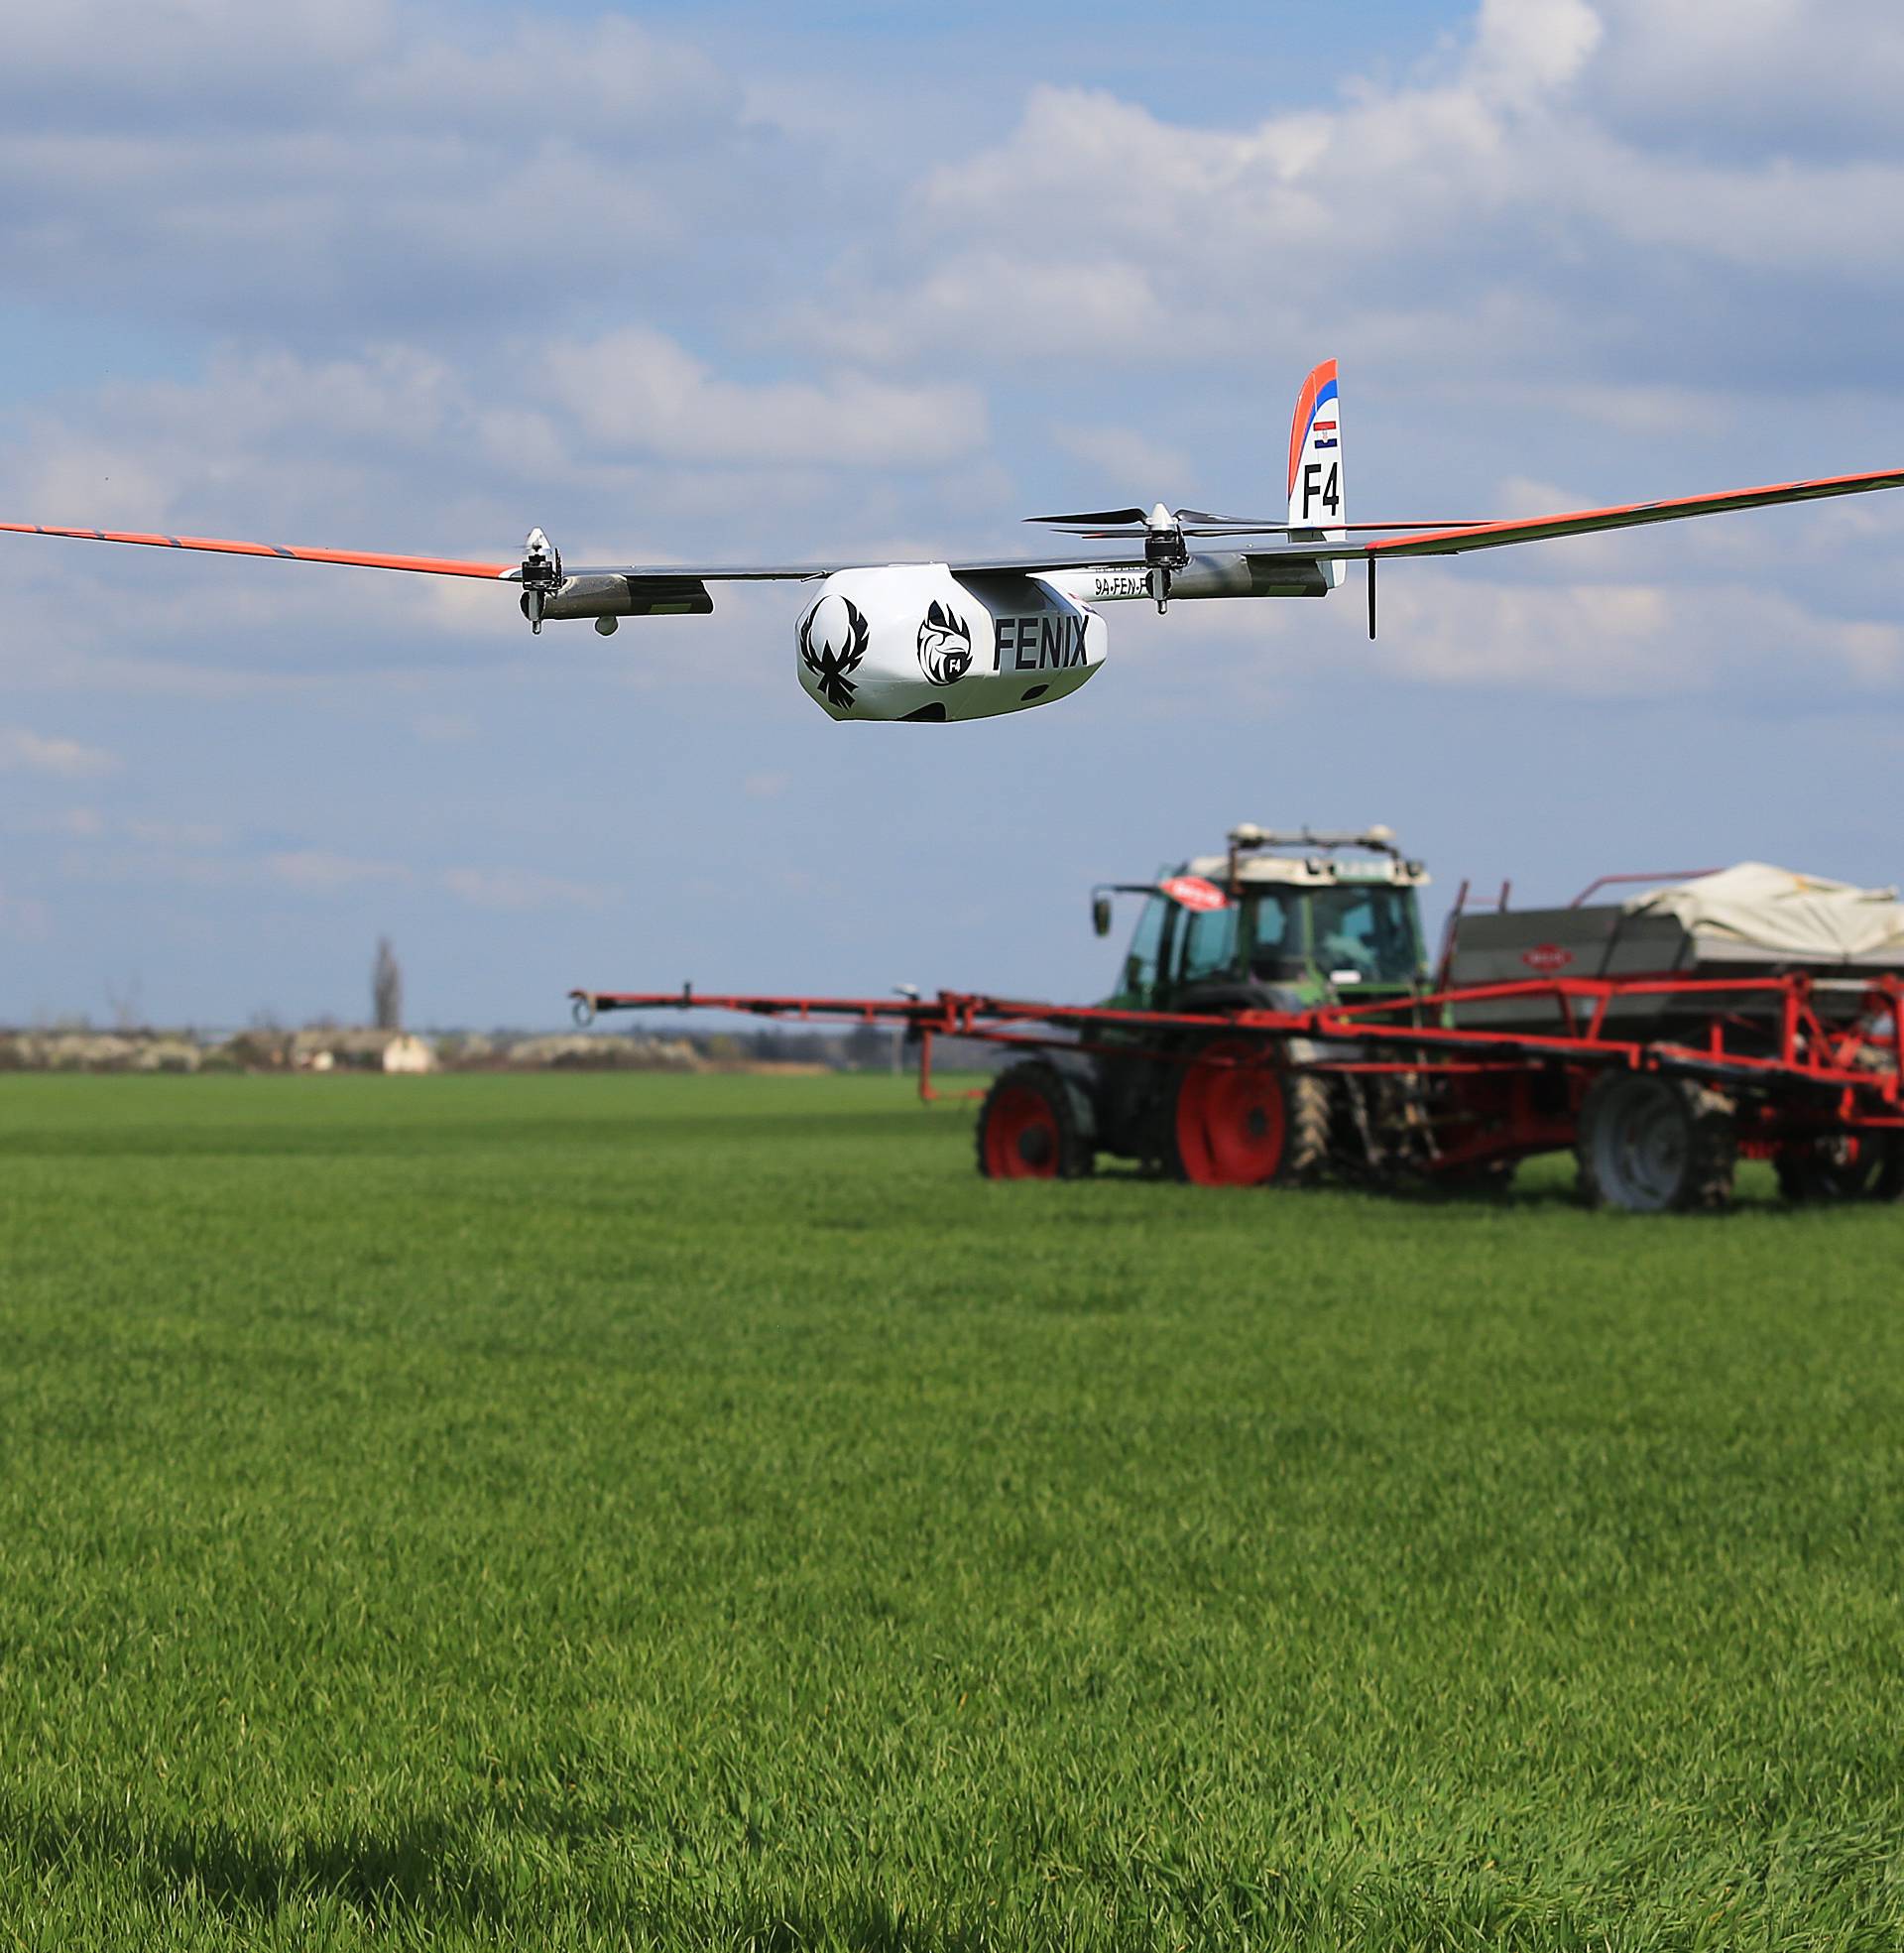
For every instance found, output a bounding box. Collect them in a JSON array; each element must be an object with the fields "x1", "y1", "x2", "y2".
[
  {"x1": 795, "y1": 565, "x2": 1105, "y2": 723},
  {"x1": 792, "y1": 553, "x2": 1334, "y2": 723}
]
